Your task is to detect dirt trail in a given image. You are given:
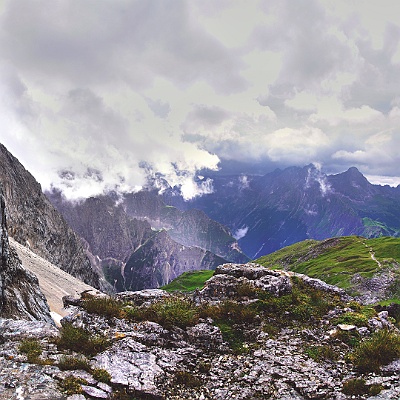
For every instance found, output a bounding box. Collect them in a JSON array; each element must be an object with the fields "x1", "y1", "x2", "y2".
[
  {"x1": 361, "y1": 239, "x2": 382, "y2": 268},
  {"x1": 9, "y1": 237, "x2": 96, "y2": 323}
]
